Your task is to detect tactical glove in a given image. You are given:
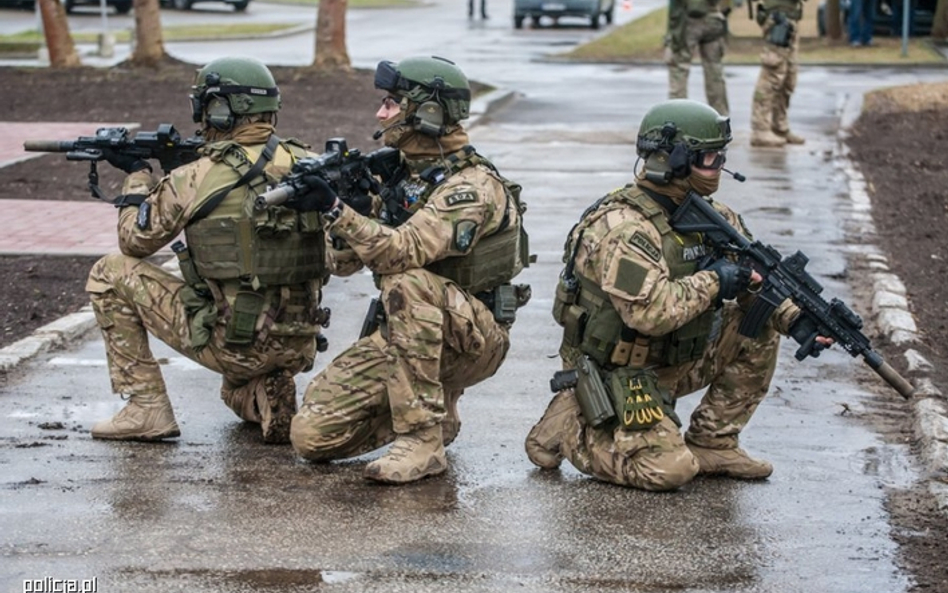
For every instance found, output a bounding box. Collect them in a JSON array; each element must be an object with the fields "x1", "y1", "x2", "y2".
[
  {"x1": 102, "y1": 149, "x2": 151, "y2": 174},
  {"x1": 703, "y1": 258, "x2": 752, "y2": 305},
  {"x1": 286, "y1": 174, "x2": 339, "y2": 213}
]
